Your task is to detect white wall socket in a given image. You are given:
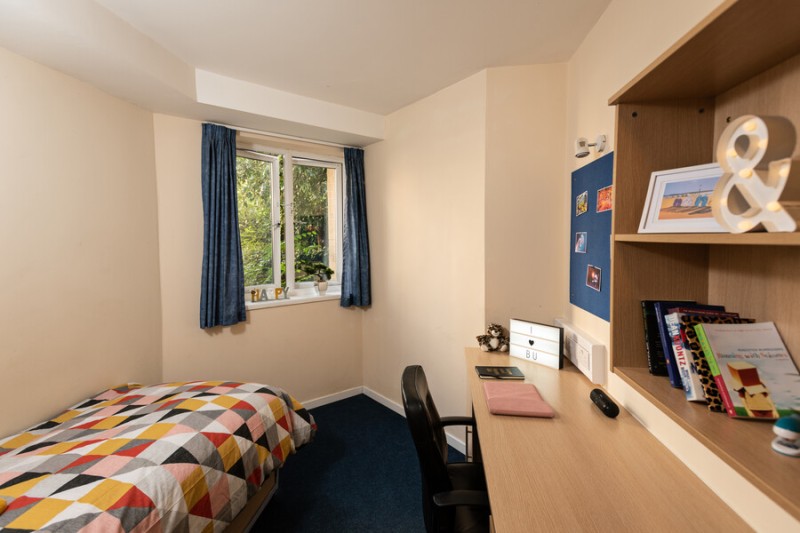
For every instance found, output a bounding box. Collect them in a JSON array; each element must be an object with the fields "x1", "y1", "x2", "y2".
[{"x1": 555, "y1": 318, "x2": 606, "y2": 385}]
